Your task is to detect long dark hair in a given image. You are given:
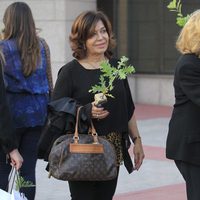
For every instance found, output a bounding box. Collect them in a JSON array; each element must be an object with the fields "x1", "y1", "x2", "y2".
[{"x1": 3, "y1": 2, "x2": 40, "y2": 76}]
